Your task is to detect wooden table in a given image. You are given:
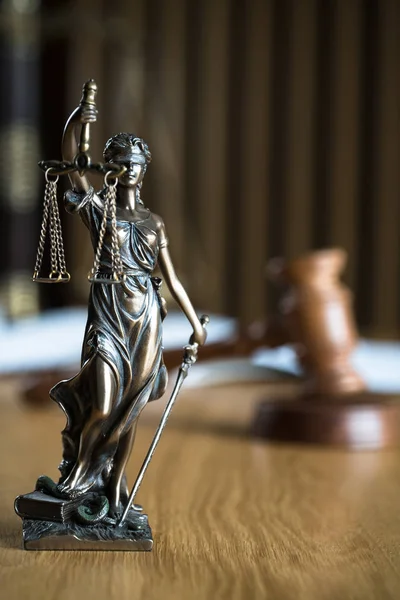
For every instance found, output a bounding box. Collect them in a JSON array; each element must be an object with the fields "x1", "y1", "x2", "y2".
[{"x1": 1, "y1": 377, "x2": 400, "y2": 600}]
